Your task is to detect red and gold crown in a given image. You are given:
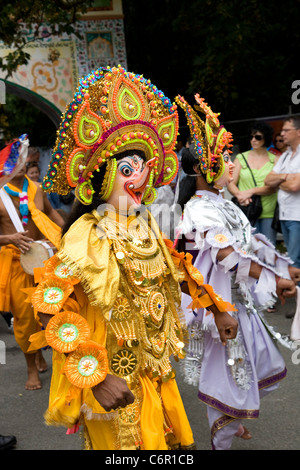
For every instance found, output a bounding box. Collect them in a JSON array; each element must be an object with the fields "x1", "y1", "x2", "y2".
[
  {"x1": 43, "y1": 66, "x2": 179, "y2": 205},
  {"x1": 175, "y1": 94, "x2": 233, "y2": 183}
]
